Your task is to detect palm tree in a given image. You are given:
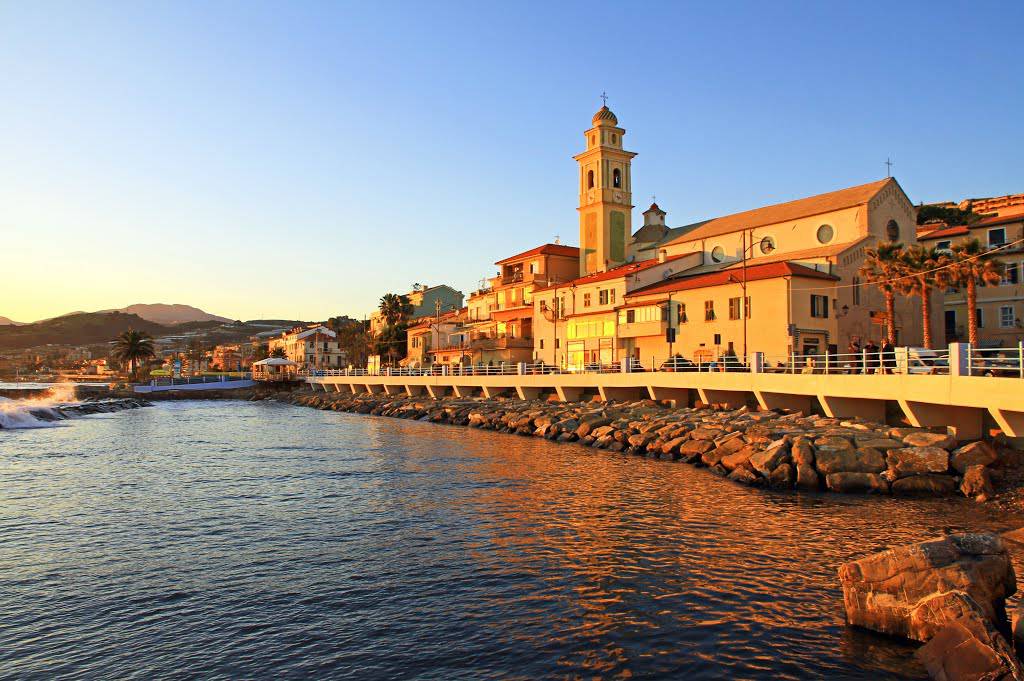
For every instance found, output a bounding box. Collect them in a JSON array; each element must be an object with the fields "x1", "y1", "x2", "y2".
[
  {"x1": 898, "y1": 245, "x2": 944, "y2": 349},
  {"x1": 113, "y1": 329, "x2": 155, "y2": 380},
  {"x1": 859, "y1": 242, "x2": 905, "y2": 344},
  {"x1": 936, "y1": 239, "x2": 1004, "y2": 346},
  {"x1": 379, "y1": 293, "x2": 413, "y2": 327}
]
